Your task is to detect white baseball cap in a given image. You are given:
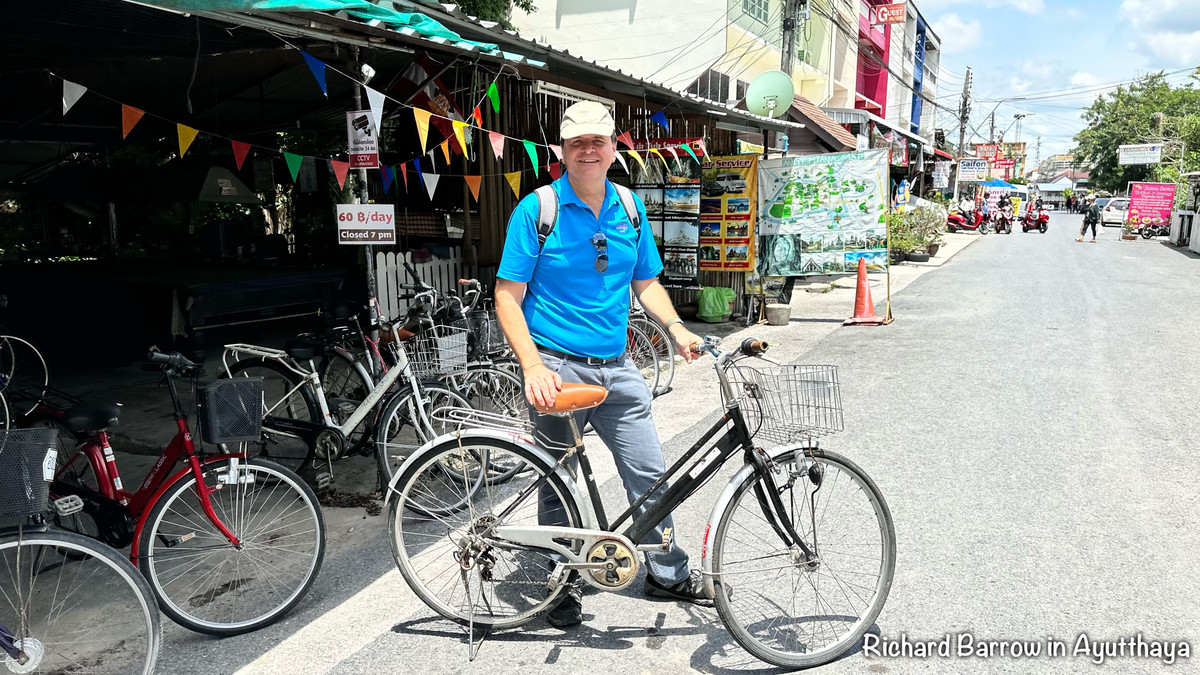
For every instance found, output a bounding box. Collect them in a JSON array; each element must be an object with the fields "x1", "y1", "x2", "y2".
[{"x1": 560, "y1": 101, "x2": 615, "y2": 140}]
